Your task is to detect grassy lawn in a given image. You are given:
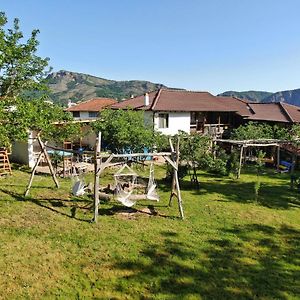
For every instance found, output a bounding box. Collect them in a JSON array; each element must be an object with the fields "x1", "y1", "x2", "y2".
[{"x1": 0, "y1": 165, "x2": 299, "y2": 299}]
